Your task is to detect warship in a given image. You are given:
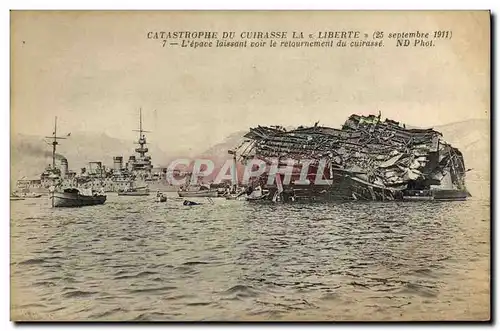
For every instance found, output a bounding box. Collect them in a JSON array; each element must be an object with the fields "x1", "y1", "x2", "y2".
[
  {"x1": 235, "y1": 113, "x2": 471, "y2": 202},
  {"x1": 14, "y1": 109, "x2": 179, "y2": 194}
]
